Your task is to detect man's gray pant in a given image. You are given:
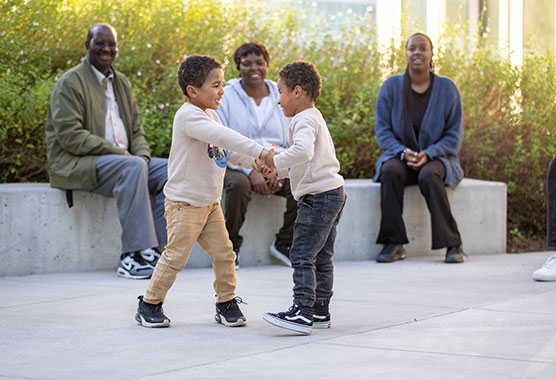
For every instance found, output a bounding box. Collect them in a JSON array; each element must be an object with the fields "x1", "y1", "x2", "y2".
[{"x1": 82, "y1": 155, "x2": 168, "y2": 254}]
